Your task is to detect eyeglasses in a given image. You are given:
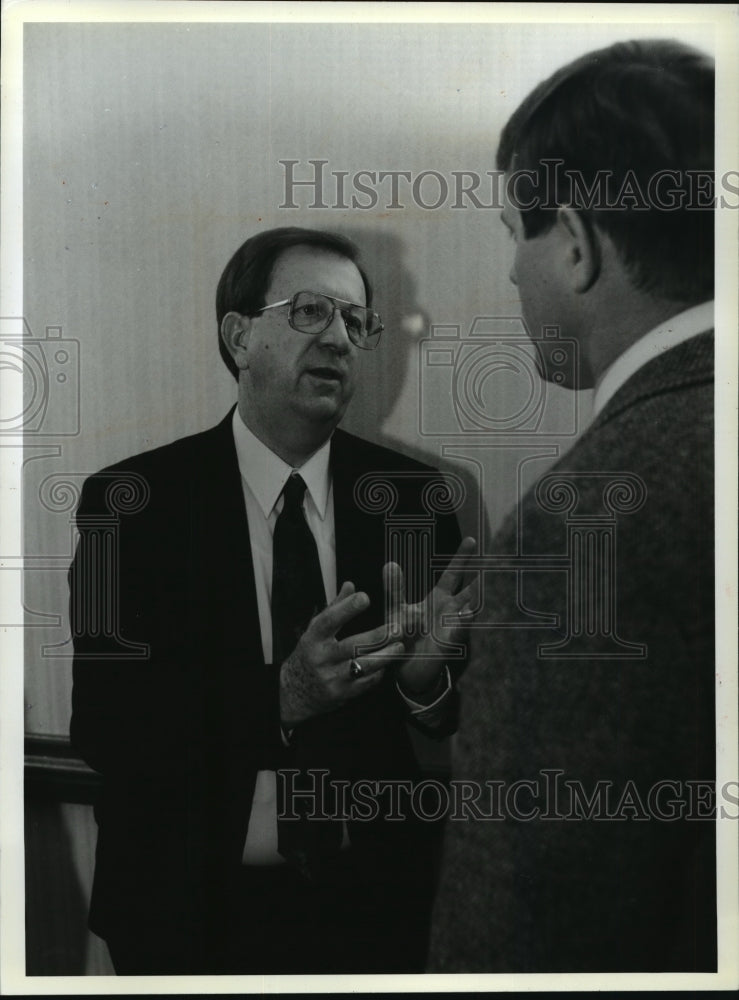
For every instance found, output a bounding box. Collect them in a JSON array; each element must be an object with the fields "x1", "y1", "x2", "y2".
[{"x1": 253, "y1": 290, "x2": 384, "y2": 350}]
